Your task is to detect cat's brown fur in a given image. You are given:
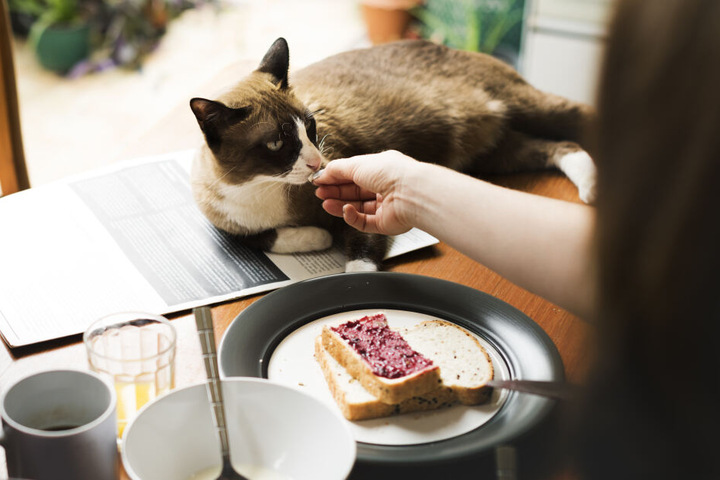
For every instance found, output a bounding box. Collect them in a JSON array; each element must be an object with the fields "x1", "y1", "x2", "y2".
[{"x1": 190, "y1": 38, "x2": 596, "y2": 271}]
